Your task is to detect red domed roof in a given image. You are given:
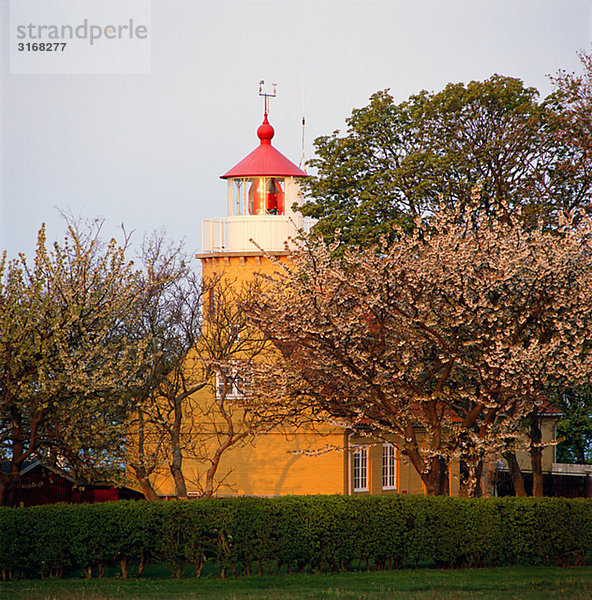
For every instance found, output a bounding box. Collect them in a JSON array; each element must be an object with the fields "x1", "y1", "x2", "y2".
[{"x1": 221, "y1": 115, "x2": 307, "y2": 179}]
